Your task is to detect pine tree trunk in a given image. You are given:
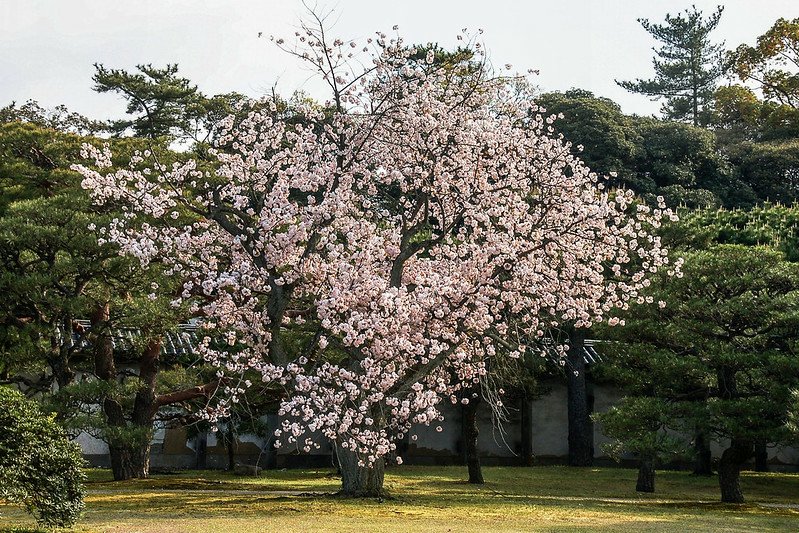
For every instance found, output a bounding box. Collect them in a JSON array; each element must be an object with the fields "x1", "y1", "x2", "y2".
[
  {"x1": 49, "y1": 319, "x2": 76, "y2": 390},
  {"x1": 567, "y1": 328, "x2": 593, "y2": 466},
  {"x1": 124, "y1": 338, "x2": 160, "y2": 480},
  {"x1": 718, "y1": 439, "x2": 753, "y2": 503},
  {"x1": 336, "y1": 445, "x2": 385, "y2": 497},
  {"x1": 109, "y1": 441, "x2": 152, "y2": 480},
  {"x1": 693, "y1": 430, "x2": 713, "y2": 476},
  {"x1": 754, "y1": 441, "x2": 769, "y2": 472},
  {"x1": 93, "y1": 305, "x2": 160, "y2": 481},
  {"x1": 636, "y1": 458, "x2": 656, "y2": 493},
  {"x1": 462, "y1": 393, "x2": 484, "y2": 484},
  {"x1": 716, "y1": 367, "x2": 751, "y2": 503},
  {"x1": 91, "y1": 302, "x2": 139, "y2": 480}
]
